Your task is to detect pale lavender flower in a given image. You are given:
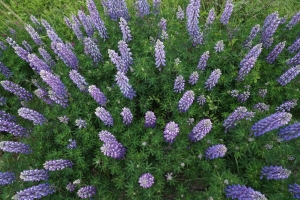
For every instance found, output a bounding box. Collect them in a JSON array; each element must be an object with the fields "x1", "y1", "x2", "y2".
[
  {"x1": 115, "y1": 71, "x2": 136, "y2": 99},
  {"x1": 187, "y1": 118, "x2": 194, "y2": 126},
  {"x1": 100, "y1": 140, "x2": 126, "y2": 159},
  {"x1": 41, "y1": 19, "x2": 54, "y2": 31},
  {"x1": 266, "y1": 41, "x2": 286, "y2": 64},
  {"x1": 95, "y1": 107, "x2": 114, "y2": 126},
  {"x1": 264, "y1": 144, "x2": 273, "y2": 149},
  {"x1": 174, "y1": 75, "x2": 185, "y2": 93},
  {"x1": 87, "y1": 0, "x2": 108, "y2": 39},
  {"x1": 0, "y1": 62, "x2": 12, "y2": 78},
  {"x1": 98, "y1": 130, "x2": 117, "y2": 143},
  {"x1": 22, "y1": 40, "x2": 32, "y2": 52},
  {"x1": 77, "y1": 185, "x2": 97, "y2": 199},
  {"x1": 258, "y1": 88, "x2": 267, "y2": 98},
  {"x1": 159, "y1": 18, "x2": 167, "y2": 31},
  {"x1": 287, "y1": 37, "x2": 300, "y2": 53},
  {"x1": 20, "y1": 169, "x2": 49, "y2": 182},
  {"x1": 64, "y1": 16, "x2": 72, "y2": 28},
  {"x1": 237, "y1": 91, "x2": 250, "y2": 102},
  {"x1": 46, "y1": 29, "x2": 63, "y2": 43},
  {"x1": 83, "y1": 37, "x2": 102, "y2": 63},
  {"x1": 38, "y1": 47, "x2": 55, "y2": 67},
  {"x1": 40, "y1": 70, "x2": 68, "y2": 97},
  {"x1": 139, "y1": 173, "x2": 154, "y2": 188},
  {"x1": 48, "y1": 90, "x2": 68, "y2": 108},
  {"x1": 25, "y1": 24, "x2": 42, "y2": 45},
  {"x1": 67, "y1": 139, "x2": 77, "y2": 149},
  {"x1": 18, "y1": 107, "x2": 47, "y2": 125},
  {"x1": 12, "y1": 183, "x2": 55, "y2": 200},
  {"x1": 152, "y1": 0, "x2": 161, "y2": 15},
  {"x1": 78, "y1": 10, "x2": 94, "y2": 37},
  {"x1": 101, "y1": 0, "x2": 130, "y2": 21},
  {"x1": 165, "y1": 173, "x2": 173, "y2": 181},
  {"x1": 108, "y1": 49, "x2": 128, "y2": 73},
  {"x1": 66, "y1": 182, "x2": 76, "y2": 192},
  {"x1": 205, "y1": 8, "x2": 216, "y2": 28},
  {"x1": 206, "y1": 144, "x2": 227, "y2": 160},
  {"x1": 34, "y1": 88, "x2": 54, "y2": 105},
  {"x1": 223, "y1": 107, "x2": 255, "y2": 132},
  {"x1": 189, "y1": 71, "x2": 199, "y2": 85},
  {"x1": 261, "y1": 12, "x2": 280, "y2": 48},
  {"x1": 88, "y1": 85, "x2": 107, "y2": 106},
  {"x1": 71, "y1": 19, "x2": 84, "y2": 41},
  {"x1": 197, "y1": 95, "x2": 206, "y2": 105},
  {"x1": 28, "y1": 53, "x2": 51, "y2": 73},
  {"x1": 75, "y1": 118, "x2": 87, "y2": 129},
  {"x1": 220, "y1": 0, "x2": 234, "y2": 25},
  {"x1": 276, "y1": 99, "x2": 297, "y2": 112},
  {"x1": 58, "y1": 116, "x2": 69, "y2": 124},
  {"x1": 253, "y1": 103, "x2": 270, "y2": 112},
  {"x1": 51, "y1": 42, "x2": 78, "y2": 69},
  {"x1": 0, "y1": 141, "x2": 31, "y2": 154},
  {"x1": 176, "y1": 6, "x2": 184, "y2": 20},
  {"x1": 230, "y1": 89, "x2": 239, "y2": 97},
  {"x1": 225, "y1": 184, "x2": 267, "y2": 200},
  {"x1": 286, "y1": 11, "x2": 300, "y2": 29},
  {"x1": 243, "y1": 24, "x2": 260, "y2": 48},
  {"x1": 178, "y1": 90, "x2": 195, "y2": 112},
  {"x1": 145, "y1": 111, "x2": 156, "y2": 128},
  {"x1": 69, "y1": 70, "x2": 88, "y2": 92},
  {"x1": 287, "y1": 51, "x2": 300, "y2": 66},
  {"x1": 118, "y1": 40, "x2": 133, "y2": 68},
  {"x1": 6, "y1": 37, "x2": 17, "y2": 48},
  {"x1": 154, "y1": 39, "x2": 166, "y2": 70},
  {"x1": 189, "y1": 119, "x2": 212, "y2": 142},
  {"x1": 205, "y1": 69, "x2": 221, "y2": 90},
  {"x1": 164, "y1": 121, "x2": 180, "y2": 143},
  {"x1": 0, "y1": 110, "x2": 16, "y2": 122},
  {"x1": 14, "y1": 46, "x2": 30, "y2": 62},
  {"x1": 240, "y1": 43, "x2": 262, "y2": 67},
  {"x1": 119, "y1": 17, "x2": 132, "y2": 42},
  {"x1": 214, "y1": 40, "x2": 224, "y2": 52},
  {"x1": 197, "y1": 51, "x2": 210, "y2": 70},
  {"x1": 278, "y1": 121, "x2": 300, "y2": 141},
  {"x1": 135, "y1": 0, "x2": 150, "y2": 17},
  {"x1": 43, "y1": 159, "x2": 73, "y2": 171},
  {"x1": 0, "y1": 41, "x2": 7, "y2": 50},
  {"x1": 1, "y1": 80, "x2": 33, "y2": 101},
  {"x1": 186, "y1": 0, "x2": 203, "y2": 45},
  {"x1": 289, "y1": 183, "x2": 300, "y2": 199},
  {"x1": 161, "y1": 30, "x2": 168, "y2": 40},
  {"x1": 251, "y1": 112, "x2": 292, "y2": 137},
  {"x1": 261, "y1": 166, "x2": 291, "y2": 180},
  {"x1": 0, "y1": 172, "x2": 15, "y2": 185},
  {"x1": 277, "y1": 65, "x2": 300, "y2": 86},
  {"x1": 0, "y1": 120, "x2": 29, "y2": 137},
  {"x1": 121, "y1": 107, "x2": 133, "y2": 125}
]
